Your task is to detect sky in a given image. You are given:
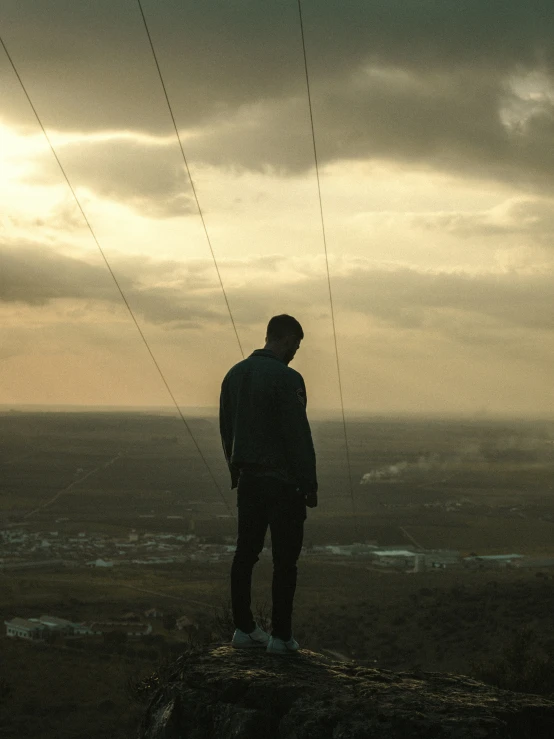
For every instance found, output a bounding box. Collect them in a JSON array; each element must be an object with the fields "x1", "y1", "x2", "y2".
[{"x1": 2, "y1": 0, "x2": 554, "y2": 418}]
